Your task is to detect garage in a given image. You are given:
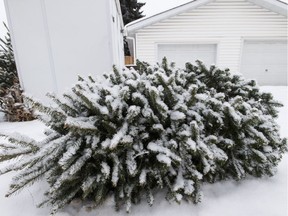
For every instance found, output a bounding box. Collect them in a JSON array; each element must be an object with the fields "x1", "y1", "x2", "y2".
[
  {"x1": 157, "y1": 44, "x2": 217, "y2": 68},
  {"x1": 127, "y1": 0, "x2": 287, "y2": 86},
  {"x1": 241, "y1": 40, "x2": 287, "y2": 86}
]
